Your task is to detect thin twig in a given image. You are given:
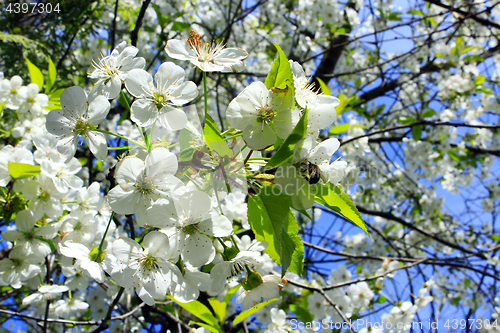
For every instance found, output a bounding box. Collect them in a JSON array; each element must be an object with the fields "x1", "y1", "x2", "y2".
[{"x1": 130, "y1": 0, "x2": 152, "y2": 47}]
